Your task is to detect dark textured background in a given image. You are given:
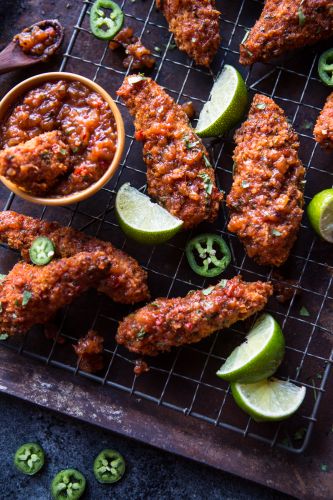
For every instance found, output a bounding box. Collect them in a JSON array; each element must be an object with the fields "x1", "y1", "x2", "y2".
[{"x1": 0, "y1": 393, "x2": 291, "y2": 499}]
